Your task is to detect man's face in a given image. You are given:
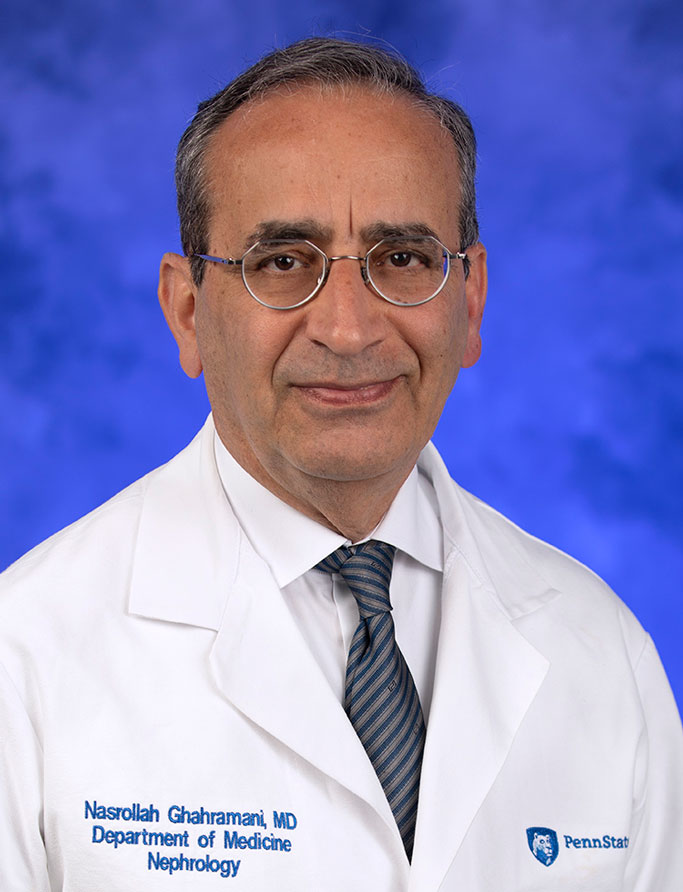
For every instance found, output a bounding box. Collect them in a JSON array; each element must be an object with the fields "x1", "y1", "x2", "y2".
[{"x1": 162, "y1": 85, "x2": 486, "y2": 509}]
